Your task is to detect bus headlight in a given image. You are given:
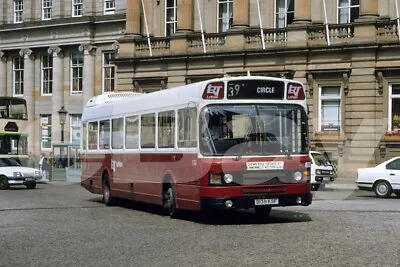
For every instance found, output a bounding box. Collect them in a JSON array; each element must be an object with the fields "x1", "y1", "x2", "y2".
[
  {"x1": 293, "y1": 171, "x2": 303, "y2": 182},
  {"x1": 224, "y1": 173, "x2": 233, "y2": 184},
  {"x1": 209, "y1": 173, "x2": 222, "y2": 185},
  {"x1": 316, "y1": 169, "x2": 321, "y2": 175}
]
